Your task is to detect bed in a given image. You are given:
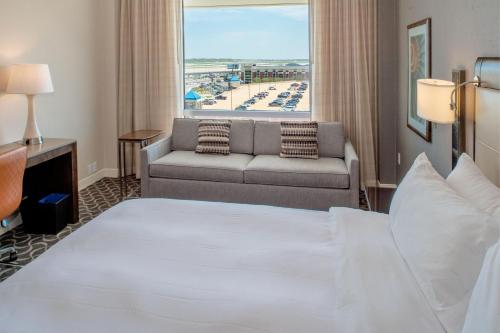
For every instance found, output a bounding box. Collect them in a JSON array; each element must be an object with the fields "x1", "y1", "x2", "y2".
[
  {"x1": 0, "y1": 57, "x2": 499, "y2": 333},
  {"x1": 0, "y1": 199, "x2": 444, "y2": 333}
]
